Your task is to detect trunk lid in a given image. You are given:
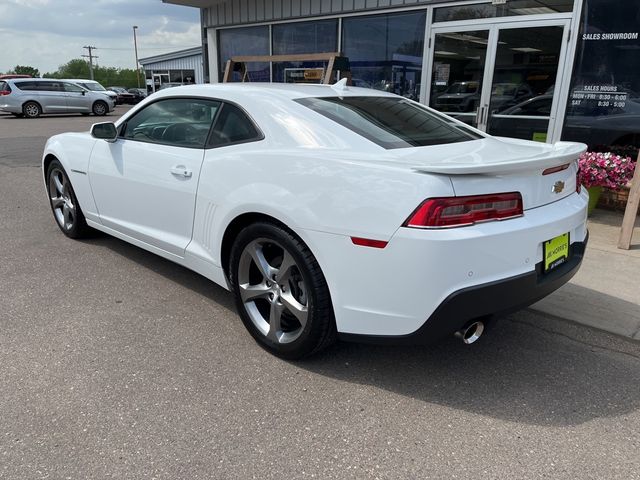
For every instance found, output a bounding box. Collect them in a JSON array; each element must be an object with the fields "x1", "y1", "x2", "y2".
[{"x1": 390, "y1": 137, "x2": 586, "y2": 210}]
